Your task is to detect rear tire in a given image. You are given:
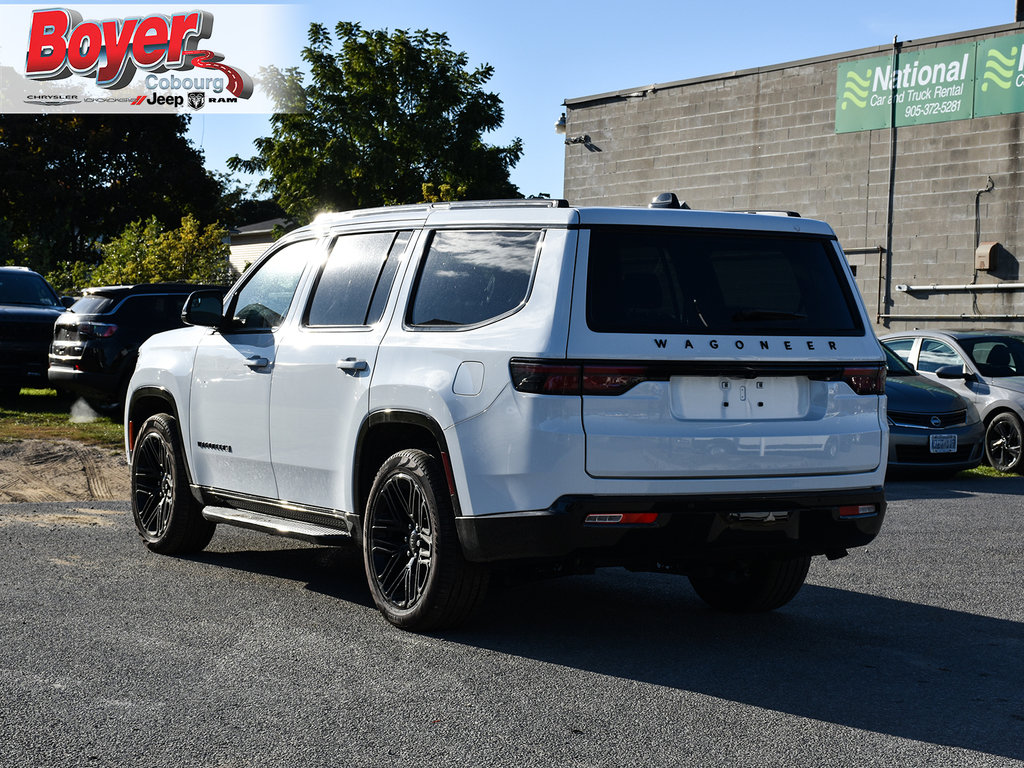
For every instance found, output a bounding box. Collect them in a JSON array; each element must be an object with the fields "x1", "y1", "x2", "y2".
[
  {"x1": 362, "y1": 449, "x2": 489, "y2": 630},
  {"x1": 689, "y1": 555, "x2": 811, "y2": 612},
  {"x1": 985, "y1": 412, "x2": 1024, "y2": 473},
  {"x1": 130, "y1": 413, "x2": 215, "y2": 554}
]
